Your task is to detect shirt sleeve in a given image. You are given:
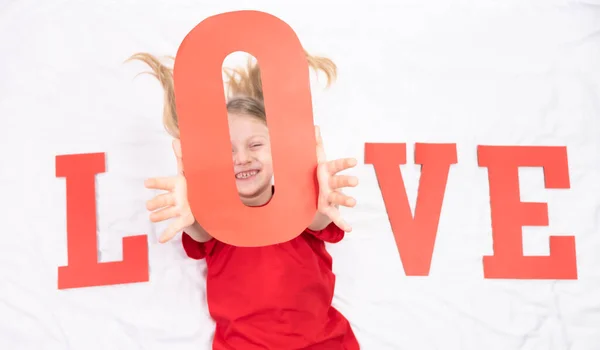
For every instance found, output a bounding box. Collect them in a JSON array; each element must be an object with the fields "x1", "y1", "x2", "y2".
[
  {"x1": 305, "y1": 222, "x2": 345, "y2": 243},
  {"x1": 181, "y1": 232, "x2": 217, "y2": 260}
]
